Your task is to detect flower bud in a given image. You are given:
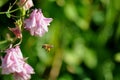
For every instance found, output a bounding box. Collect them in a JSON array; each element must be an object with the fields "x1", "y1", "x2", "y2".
[
  {"x1": 18, "y1": 0, "x2": 34, "y2": 10},
  {"x1": 8, "y1": 26, "x2": 22, "y2": 39}
]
